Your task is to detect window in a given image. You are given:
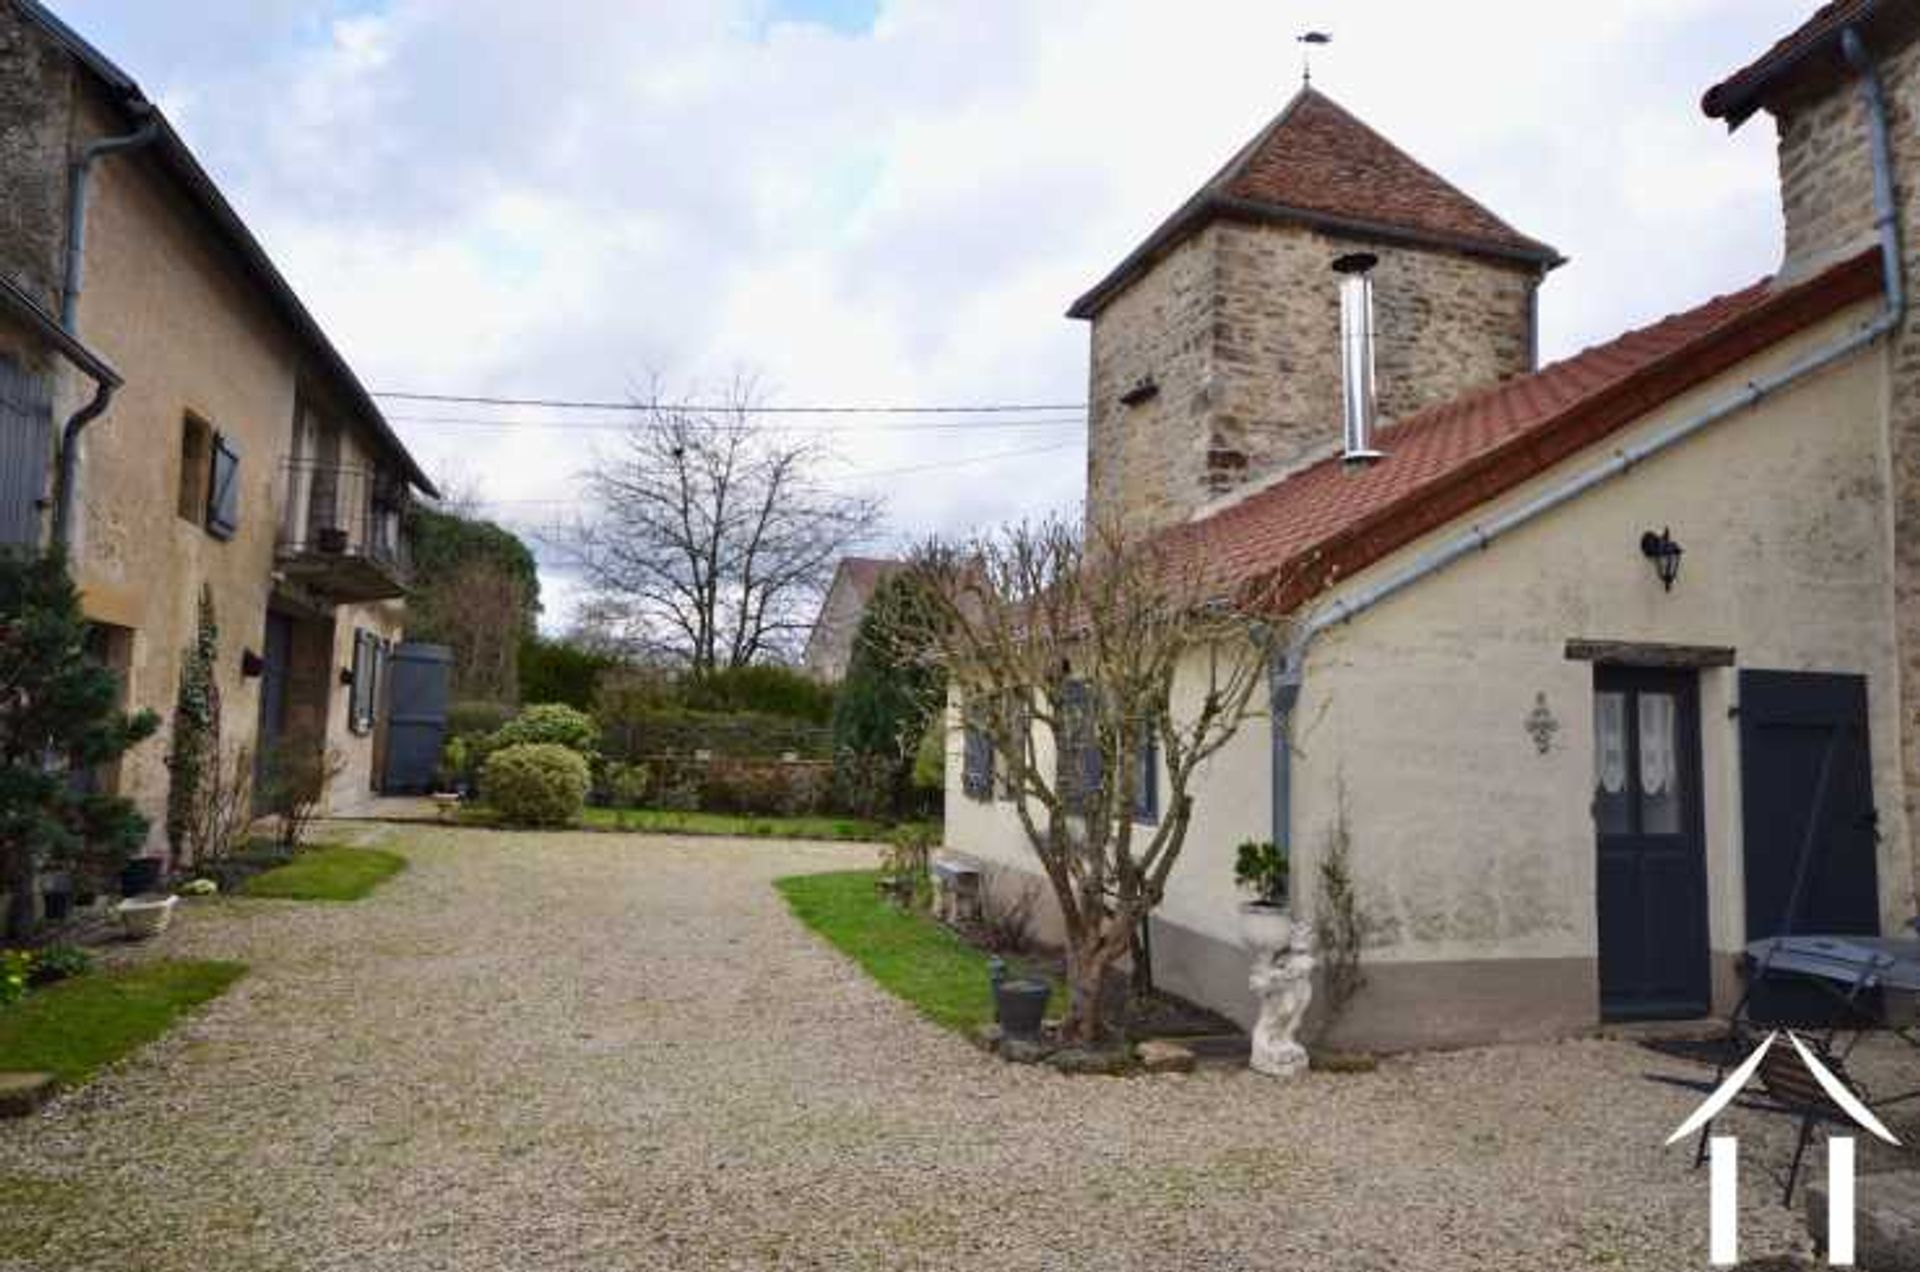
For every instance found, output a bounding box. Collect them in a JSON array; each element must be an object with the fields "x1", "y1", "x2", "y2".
[
  {"x1": 177, "y1": 415, "x2": 211, "y2": 523},
  {"x1": 348, "y1": 629, "x2": 380, "y2": 734},
  {"x1": 206, "y1": 432, "x2": 240, "y2": 540}
]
